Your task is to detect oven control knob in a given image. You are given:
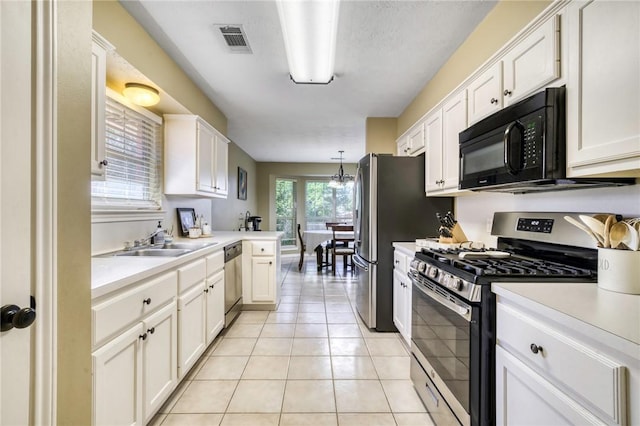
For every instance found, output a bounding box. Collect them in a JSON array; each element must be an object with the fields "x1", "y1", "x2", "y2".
[
  {"x1": 453, "y1": 278, "x2": 463, "y2": 291},
  {"x1": 417, "y1": 262, "x2": 427, "y2": 273},
  {"x1": 428, "y1": 266, "x2": 439, "y2": 279}
]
